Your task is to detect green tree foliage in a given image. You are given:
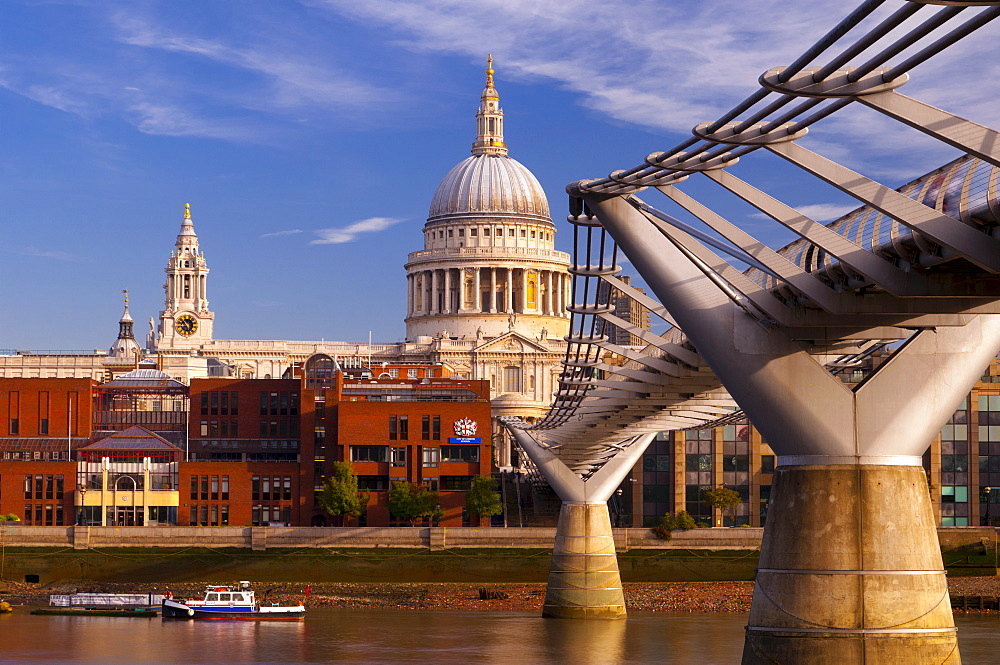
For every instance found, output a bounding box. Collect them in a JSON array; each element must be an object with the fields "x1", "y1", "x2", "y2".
[
  {"x1": 388, "y1": 481, "x2": 442, "y2": 526},
  {"x1": 317, "y1": 461, "x2": 369, "y2": 524},
  {"x1": 465, "y1": 475, "x2": 503, "y2": 522},
  {"x1": 651, "y1": 510, "x2": 698, "y2": 540},
  {"x1": 0, "y1": 513, "x2": 21, "y2": 522},
  {"x1": 702, "y1": 486, "x2": 743, "y2": 526}
]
